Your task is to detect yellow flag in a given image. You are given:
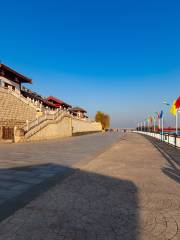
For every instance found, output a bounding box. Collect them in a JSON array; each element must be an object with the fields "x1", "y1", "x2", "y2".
[{"x1": 170, "y1": 100, "x2": 177, "y2": 116}]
